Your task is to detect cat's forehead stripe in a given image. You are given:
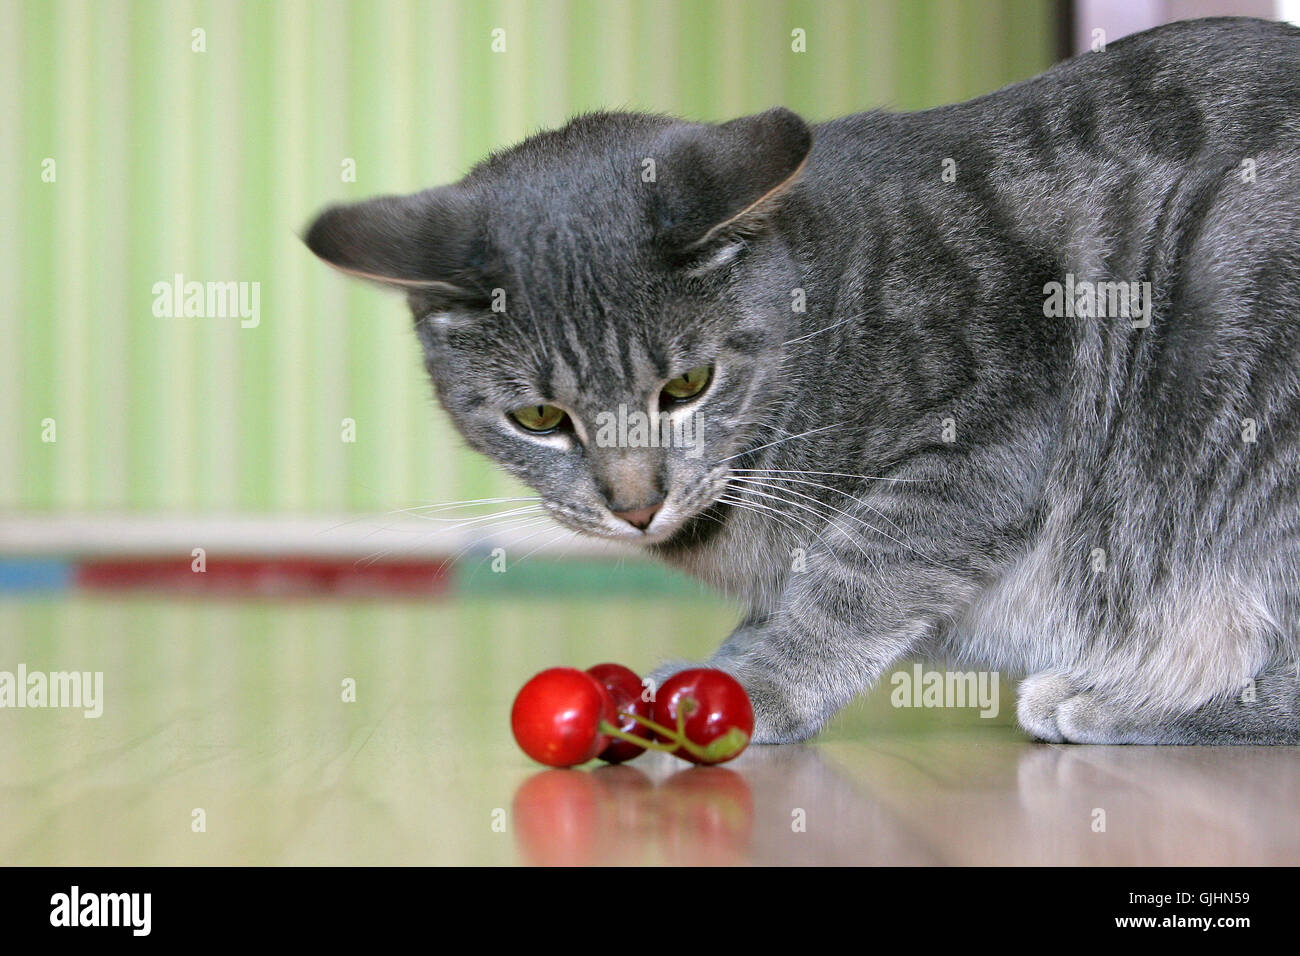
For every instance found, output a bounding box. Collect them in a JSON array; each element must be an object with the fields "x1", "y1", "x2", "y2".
[
  {"x1": 535, "y1": 356, "x2": 554, "y2": 400},
  {"x1": 555, "y1": 319, "x2": 591, "y2": 385},
  {"x1": 600, "y1": 322, "x2": 622, "y2": 381},
  {"x1": 616, "y1": 332, "x2": 639, "y2": 388}
]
